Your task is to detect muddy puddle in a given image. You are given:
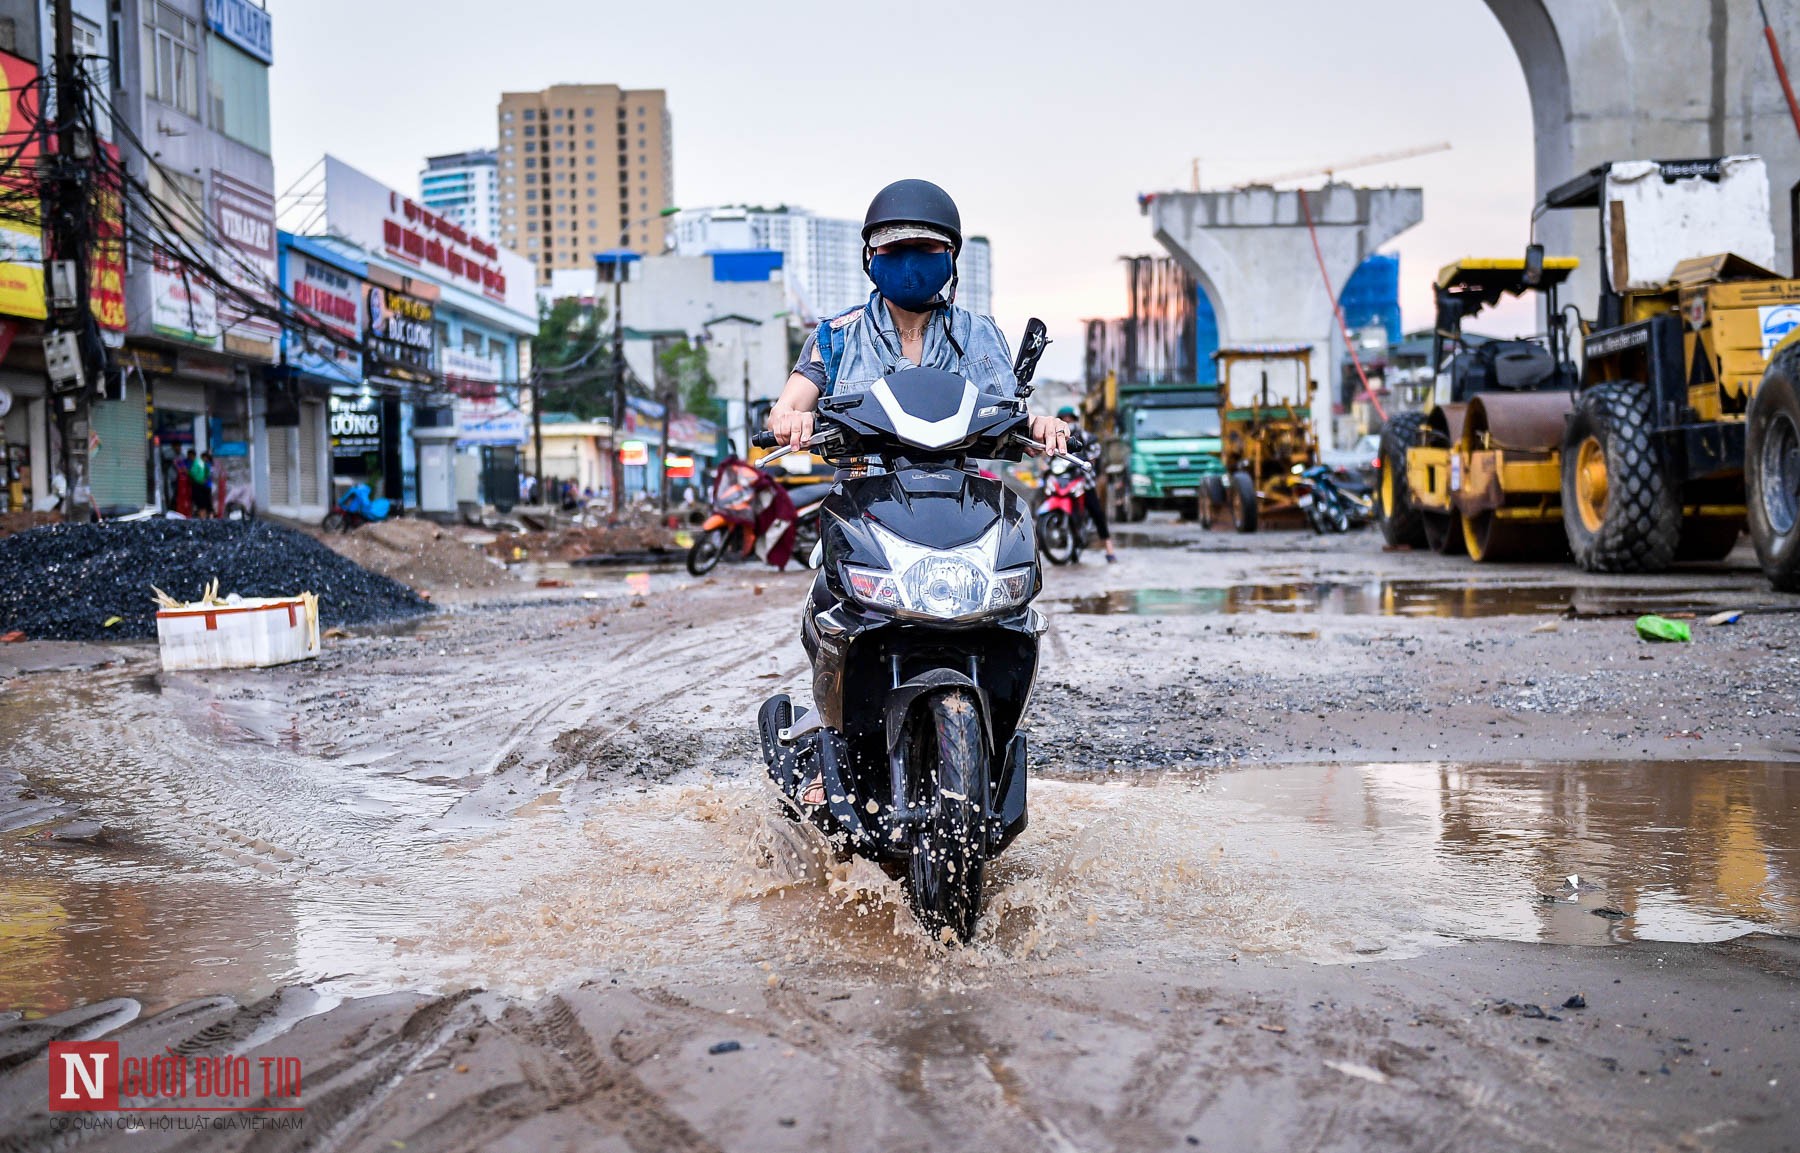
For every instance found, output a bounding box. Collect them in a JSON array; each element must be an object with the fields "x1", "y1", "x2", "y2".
[
  {"x1": 3, "y1": 741, "x2": 1794, "y2": 1014},
  {"x1": 1061, "y1": 580, "x2": 1756, "y2": 619}
]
